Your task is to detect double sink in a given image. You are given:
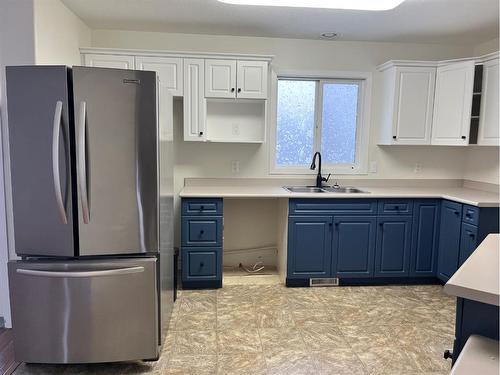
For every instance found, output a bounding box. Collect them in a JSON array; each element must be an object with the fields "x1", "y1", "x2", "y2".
[{"x1": 284, "y1": 186, "x2": 369, "y2": 194}]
